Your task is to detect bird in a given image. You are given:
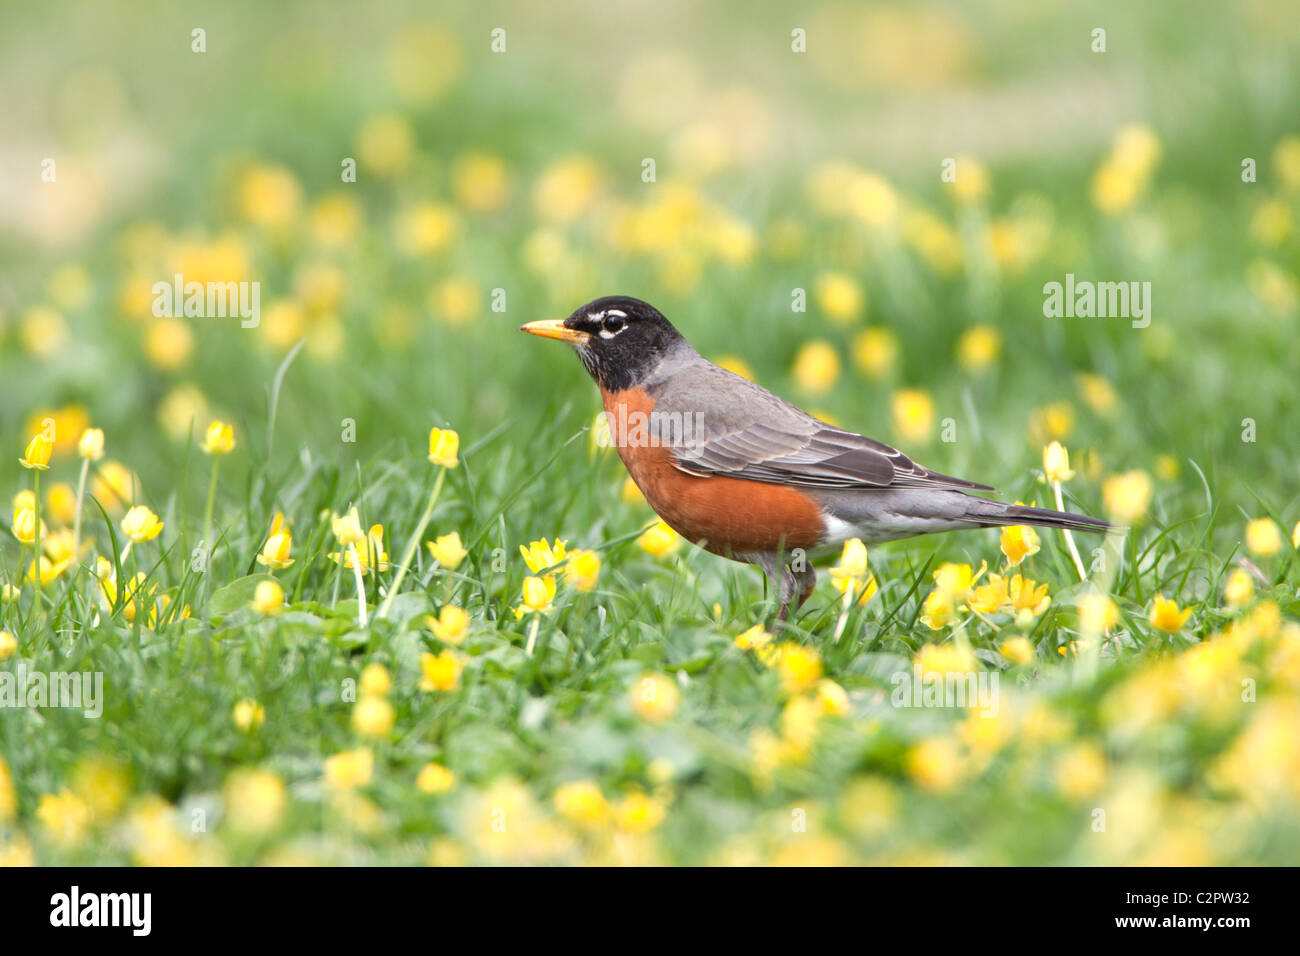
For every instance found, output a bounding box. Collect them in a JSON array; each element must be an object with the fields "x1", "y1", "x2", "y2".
[{"x1": 520, "y1": 295, "x2": 1111, "y2": 621}]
